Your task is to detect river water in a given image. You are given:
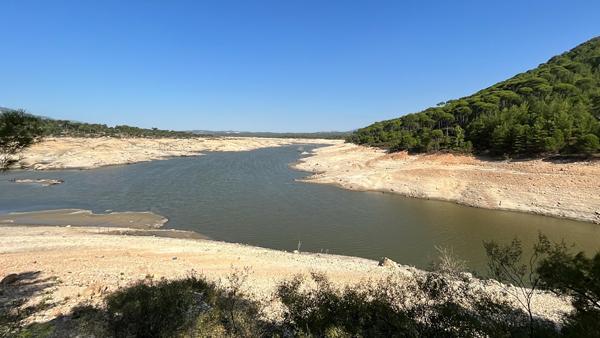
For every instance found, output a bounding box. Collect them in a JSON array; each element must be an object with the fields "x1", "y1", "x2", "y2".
[{"x1": 1, "y1": 145, "x2": 598, "y2": 272}]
